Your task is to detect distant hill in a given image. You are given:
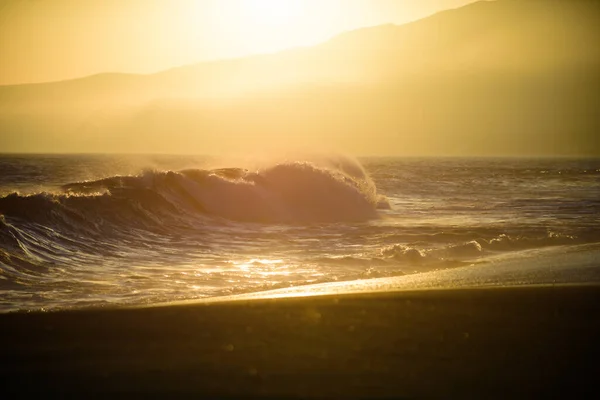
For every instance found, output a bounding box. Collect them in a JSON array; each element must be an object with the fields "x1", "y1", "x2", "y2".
[{"x1": 1, "y1": 0, "x2": 599, "y2": 156}]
